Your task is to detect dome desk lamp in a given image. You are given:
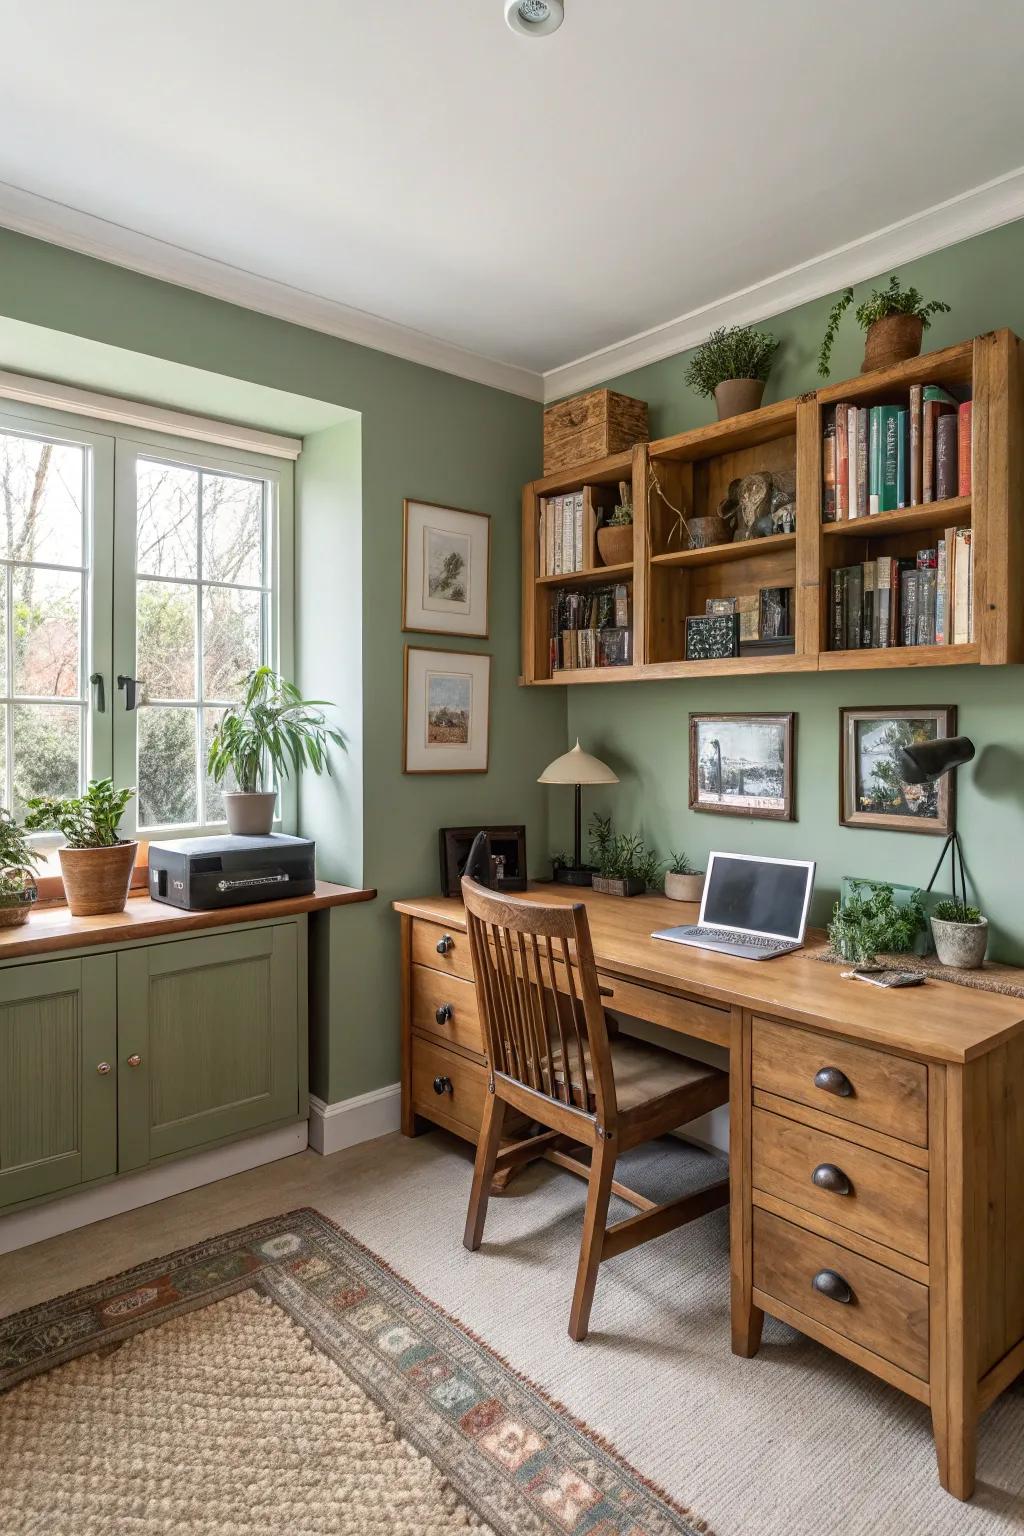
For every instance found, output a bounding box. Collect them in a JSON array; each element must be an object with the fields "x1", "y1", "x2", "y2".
[
  {"x1": 538, "y1": 740, "x2": 618, "y2": 887},
  {"x1": 898, "y1": 734, "x2": 976, "y2": 913}
]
